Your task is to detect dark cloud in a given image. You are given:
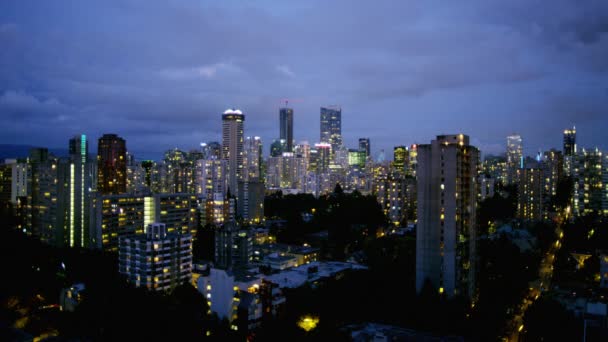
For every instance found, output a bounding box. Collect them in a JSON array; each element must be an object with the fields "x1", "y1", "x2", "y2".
[{"x1": 0, "y1": 0, "x2": 606, "y2": 158}]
